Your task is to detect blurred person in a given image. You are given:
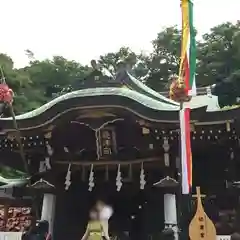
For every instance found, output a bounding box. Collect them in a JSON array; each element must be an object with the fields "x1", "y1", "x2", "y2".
[
  {"x1": 81, "y1": 209, "x2": 109, "y2": 240},
  {"x1": 95, "y1": 200, "x2": 113, "y2": 239}
]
